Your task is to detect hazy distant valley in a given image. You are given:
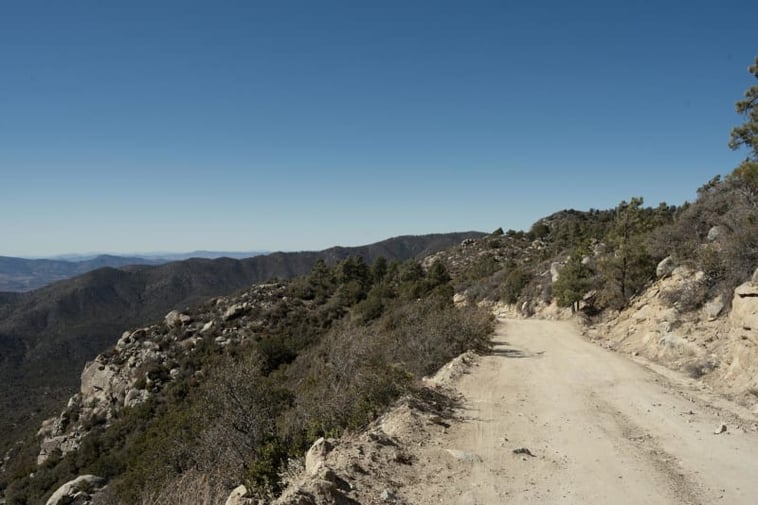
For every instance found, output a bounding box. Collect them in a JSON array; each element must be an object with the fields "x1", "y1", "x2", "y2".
[{"x1": 0, "y1": 251, "x2": 269, "y2": 292}]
